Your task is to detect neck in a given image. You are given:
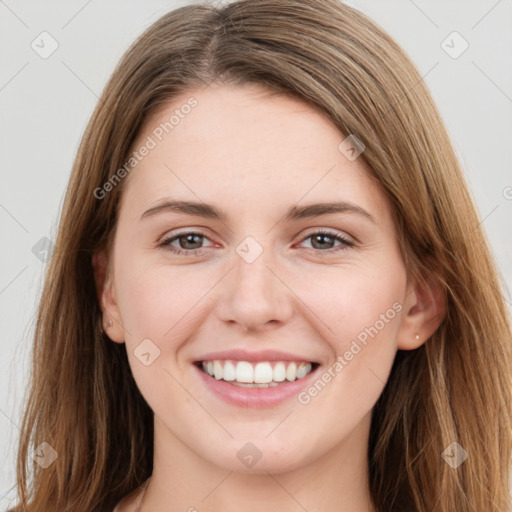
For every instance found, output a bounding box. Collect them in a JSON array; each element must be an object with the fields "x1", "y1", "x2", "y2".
[{"x1": 142, "y1": 414, "x2": 376, "y2": 512}]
